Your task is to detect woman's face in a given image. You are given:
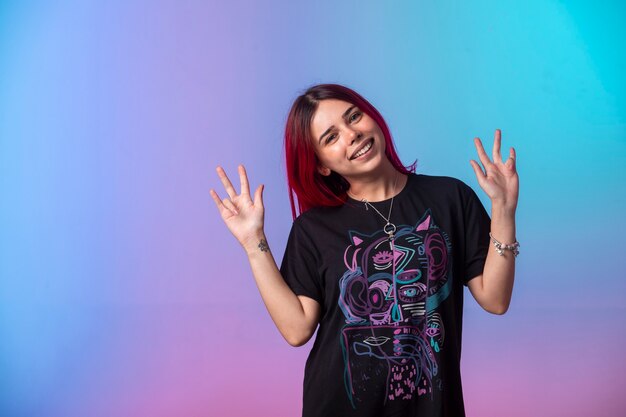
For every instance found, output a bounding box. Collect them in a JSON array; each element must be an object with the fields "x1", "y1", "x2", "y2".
[{"x1": 310, "y1": 99, "x2": 386, "y2": 179}]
